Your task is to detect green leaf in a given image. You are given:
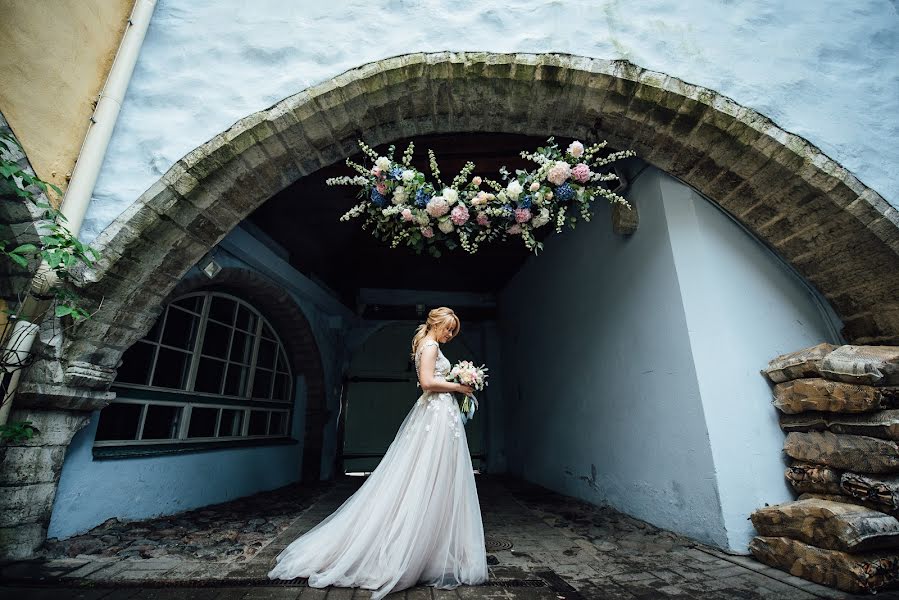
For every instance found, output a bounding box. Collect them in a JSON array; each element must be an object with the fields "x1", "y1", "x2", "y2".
[
  {"x1": 7, "y1": 253, "x2": 28, "y2": 267},
  {"x1": 55, "y1": 305, "x2": 73, "y2": 318},
  {"x1": 11, "y1": 243, "x2": 38, "y2": 254}
]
